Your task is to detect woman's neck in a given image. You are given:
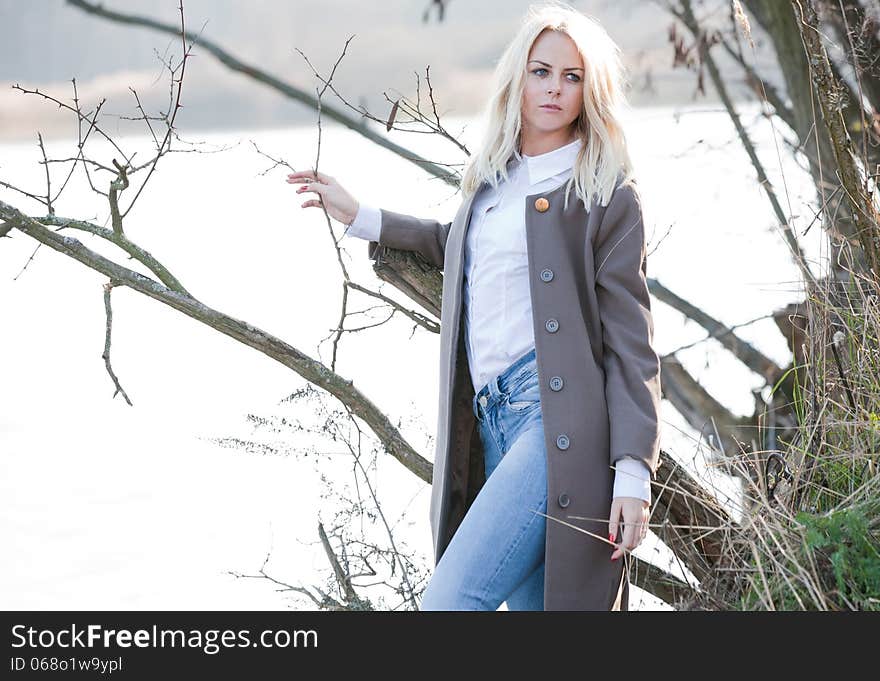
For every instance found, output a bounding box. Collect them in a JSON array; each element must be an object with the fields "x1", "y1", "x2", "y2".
[{"x1": 520, "y1": 129, "x2": 578, "y2": 157}]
